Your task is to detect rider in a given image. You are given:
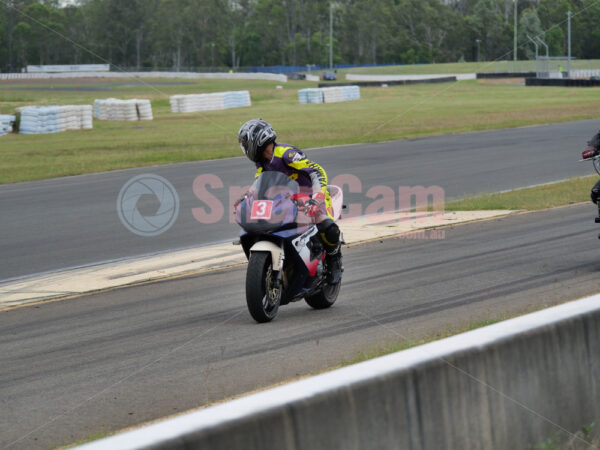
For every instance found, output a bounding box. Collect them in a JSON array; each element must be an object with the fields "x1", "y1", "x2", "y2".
[
  {"x1": 587, "y1": 130, "x2": 600, "y2": 204},
  {"x1": 237, "y1": 118, "x2": 343, "y2": 284}
]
